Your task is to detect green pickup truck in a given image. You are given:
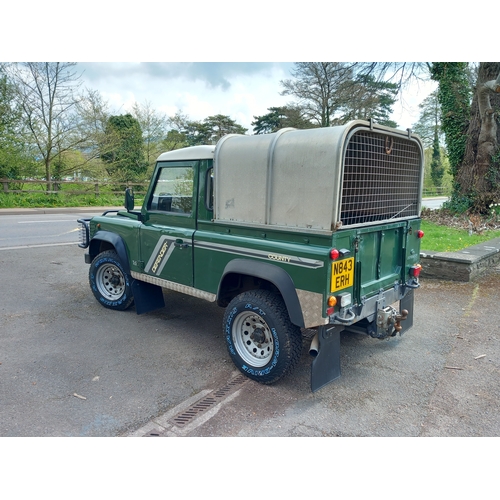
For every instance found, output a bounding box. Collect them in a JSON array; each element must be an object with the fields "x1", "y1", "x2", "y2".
[{"x1": 78, "y1": 120, "x2": 424, "y2": 391}]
